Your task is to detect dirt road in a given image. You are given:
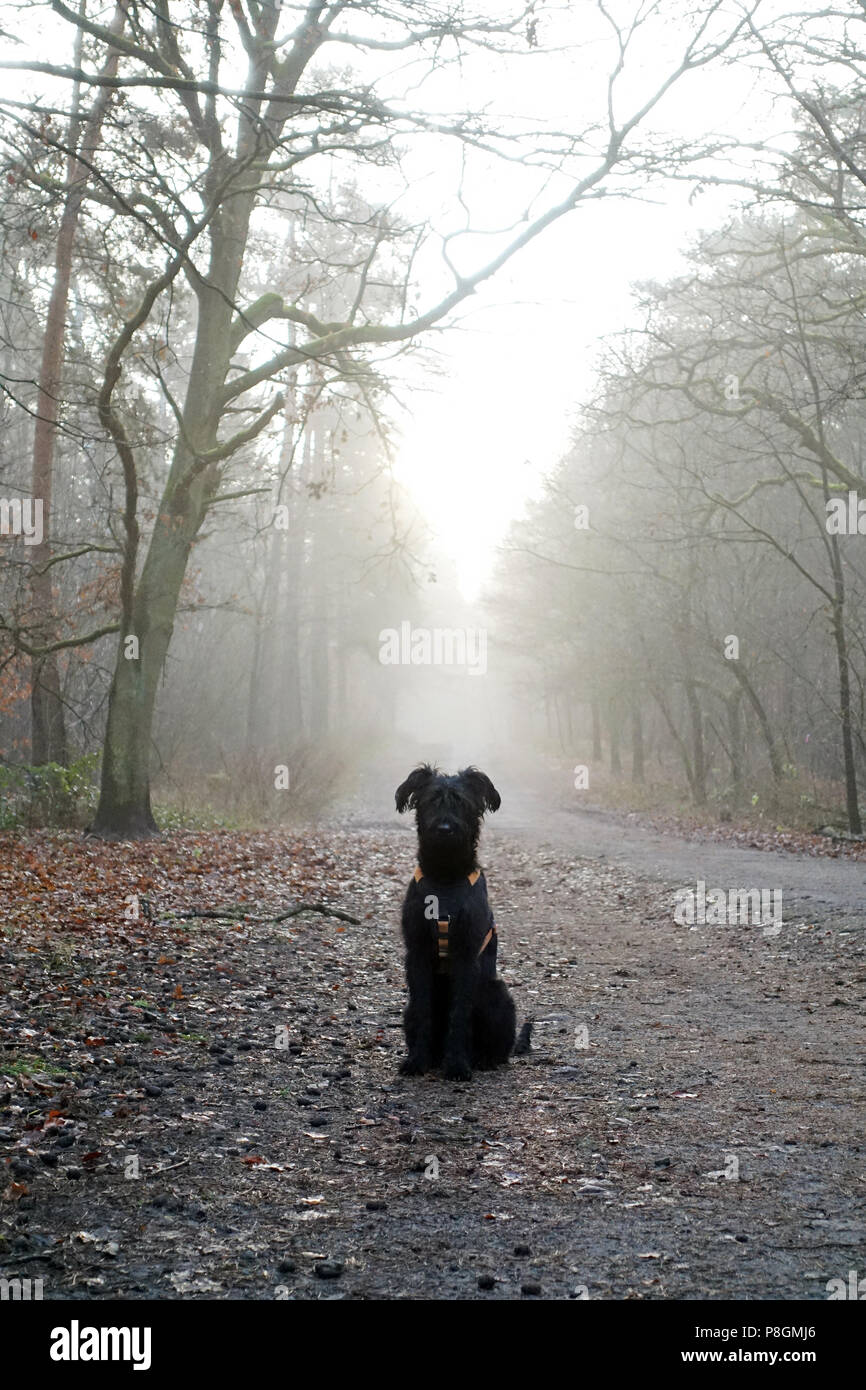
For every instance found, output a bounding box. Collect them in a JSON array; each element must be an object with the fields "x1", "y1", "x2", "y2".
[
  {"x1": 495, "y1": 793, "x2": 866, "y2": 919},
  {"x1": 0, "y1": 813, "x2": 863, "y2": 1300}
]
